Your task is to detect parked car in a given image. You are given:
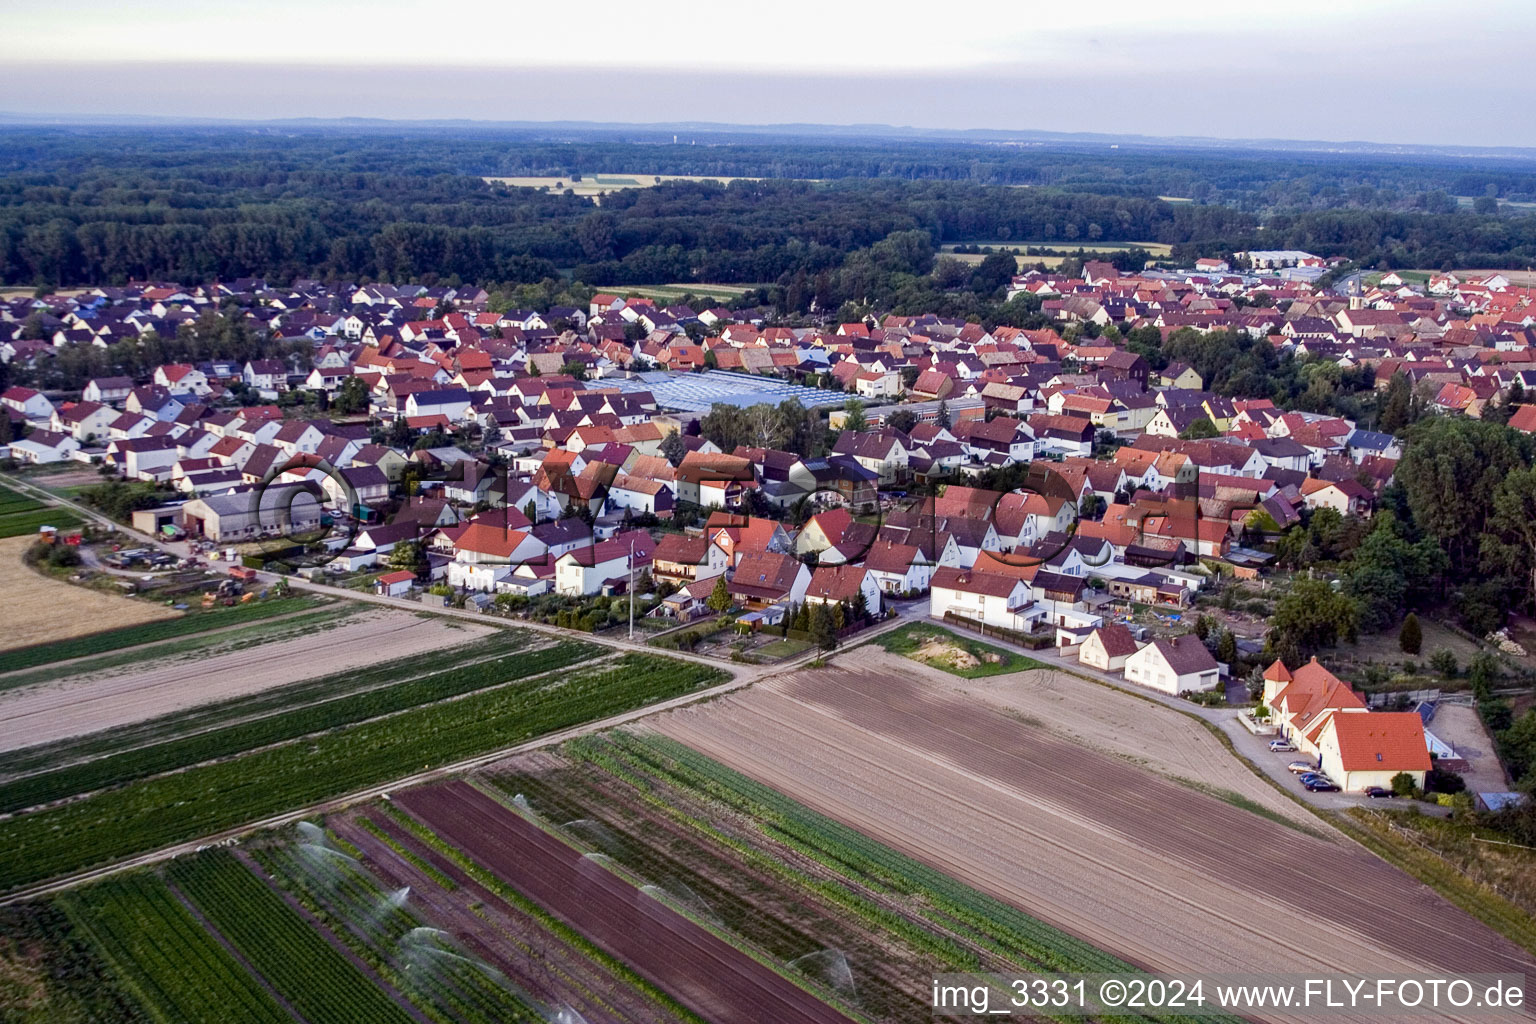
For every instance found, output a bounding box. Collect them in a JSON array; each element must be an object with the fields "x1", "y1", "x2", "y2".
[
  {"x1": 1286, "y1": 761, "x2": 1317, "y2": 774},
  {"x1": 1269, "y1": 739, "x2": 1296, "y2": 752},
  {"x1": 1297, "y1": 772, "x2": 1324, "y2": 785},
  {"x1": 1305, "y1": 778, "x2": 1342, "y2": 793},
  {"x1": 1364, "y1": 786, "x2": 1393, "y2": 799}
]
